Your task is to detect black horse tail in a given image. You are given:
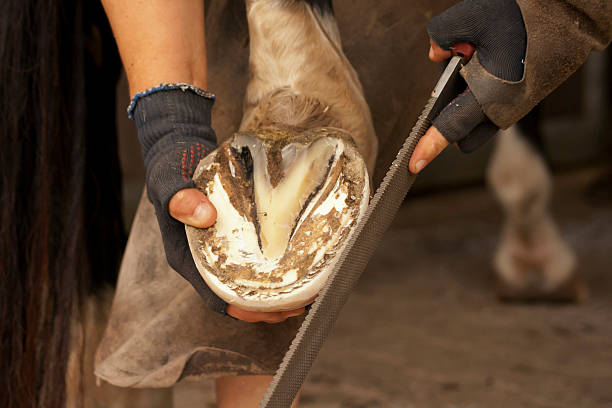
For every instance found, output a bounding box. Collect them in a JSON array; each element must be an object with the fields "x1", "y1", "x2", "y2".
[{"x1": 0, "y1": 1, "x2": 123, "y2": 407}]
